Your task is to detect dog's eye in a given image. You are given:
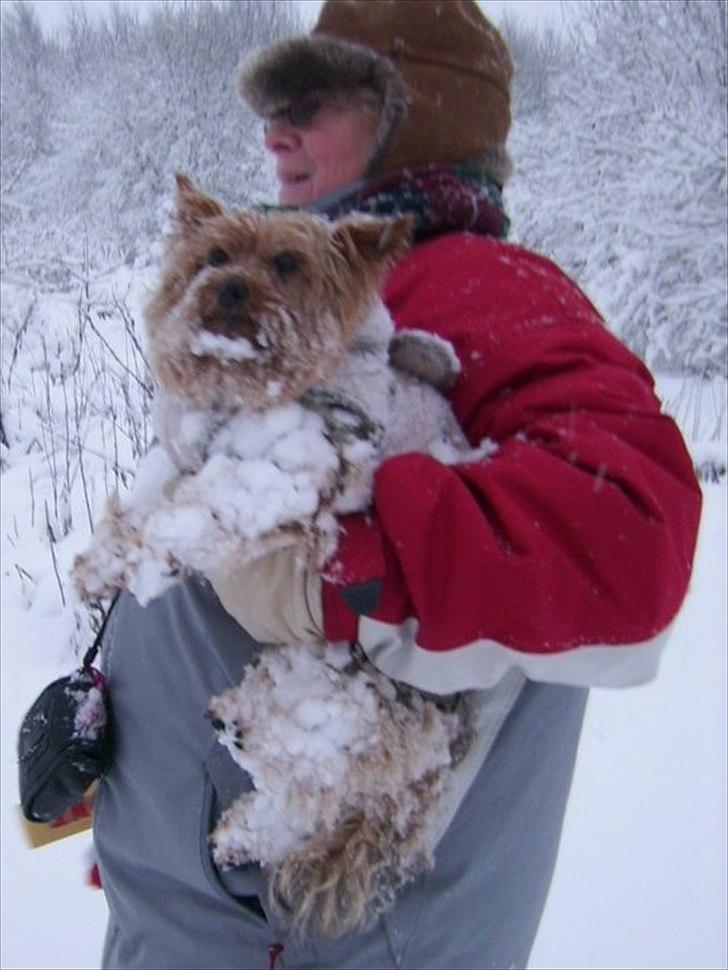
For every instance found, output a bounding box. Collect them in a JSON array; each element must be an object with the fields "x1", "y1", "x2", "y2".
[
  {"x1": 207, "y1": 247, "x2": 230, "y2": 267},
  {"x1": 273, "y1": 251, "x2": 300, "y2": 276}
]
